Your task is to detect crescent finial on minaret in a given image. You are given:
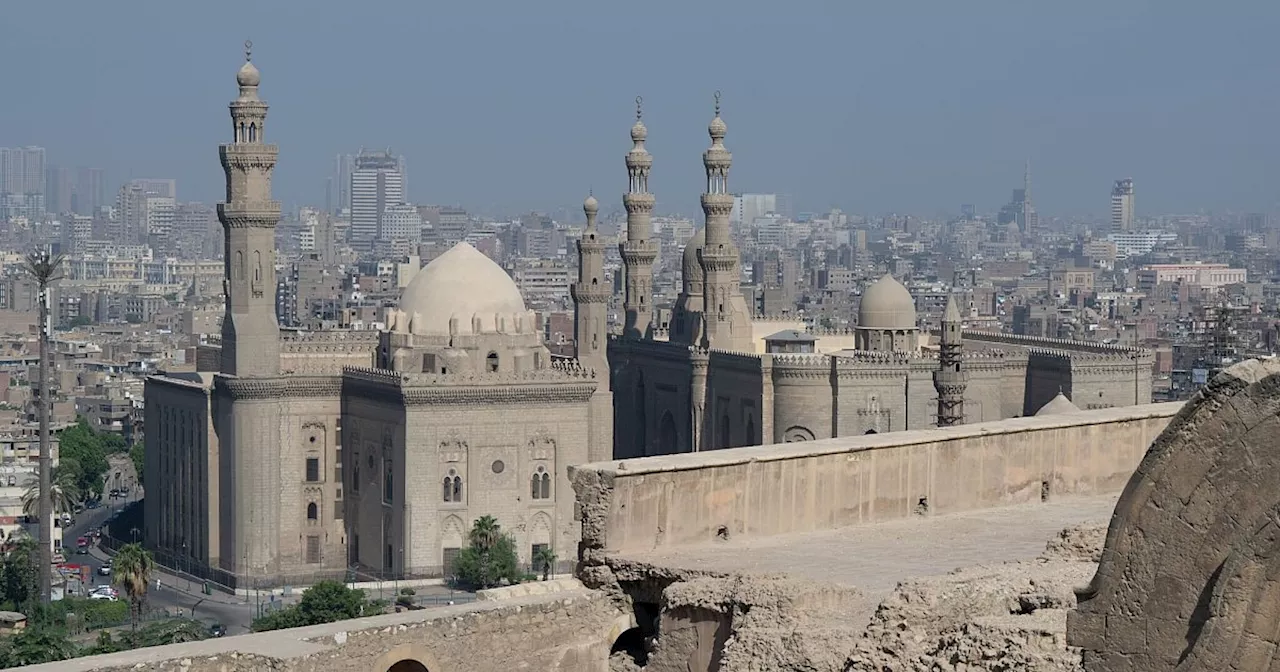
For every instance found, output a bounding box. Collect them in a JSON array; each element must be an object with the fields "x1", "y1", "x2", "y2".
[
  {"x1": 635, "y1": 96, "x2": 643, "y2": 121},
  {"x1": 244, "y1": 40, "x2": 253, "y2": 62}
]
